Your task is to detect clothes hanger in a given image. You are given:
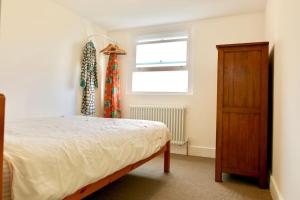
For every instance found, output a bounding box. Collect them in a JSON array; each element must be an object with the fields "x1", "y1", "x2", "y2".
[
  {"x1": 100, "y1": 44, "x2": 126, "y2": 55},
  {"x1": 100, "y1": 43, "x2": 114, "y2": 53},
  {"x1": 100, "y1": 43, "x2": 126, "y2": 55},
  {"x1": 114, "y1": 45, "x2": 126, "y2": 55}
]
